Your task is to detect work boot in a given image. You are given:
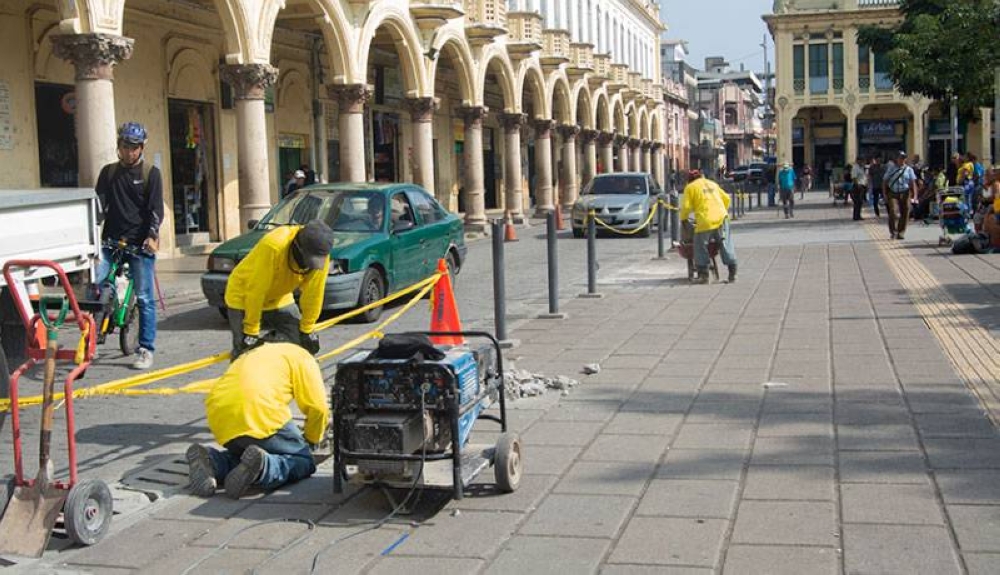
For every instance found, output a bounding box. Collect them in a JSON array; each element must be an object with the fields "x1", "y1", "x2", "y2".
[
  {"x1": 186, "y1": 444, "x2": 218, "y2": 497},
  {"x1": 728, "y1": 265, "x2": 738, "y2": 283},
  {"x1": 225, "y1": 445, "x2": 266, "y2": 499},
  {"x1": 692, "y1": 267, "x2": 710, "y2": 285}
]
